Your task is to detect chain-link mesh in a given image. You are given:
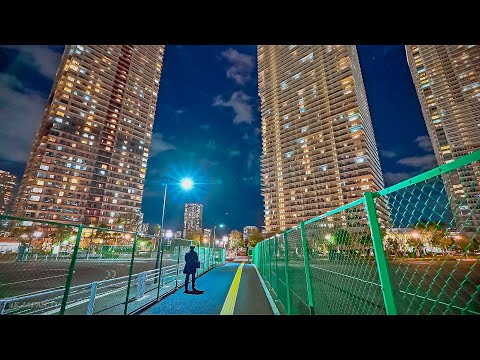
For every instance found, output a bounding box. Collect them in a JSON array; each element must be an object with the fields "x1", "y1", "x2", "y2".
[
  {"x1": 252, "y1": 150, "x2": 480, "y2": 315},
  {"x1": 377, "y1": 162, "x2": 480, "y2": 315},
  {"x1": 304, "y1": 204, "x2": 385, "y2": 315},
  {"x1": 0, "y1": 216, "x2": 227, "y2": 315},
  {"x1": 0, "y1": 218, "x2": 79, "y2": 315}
]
